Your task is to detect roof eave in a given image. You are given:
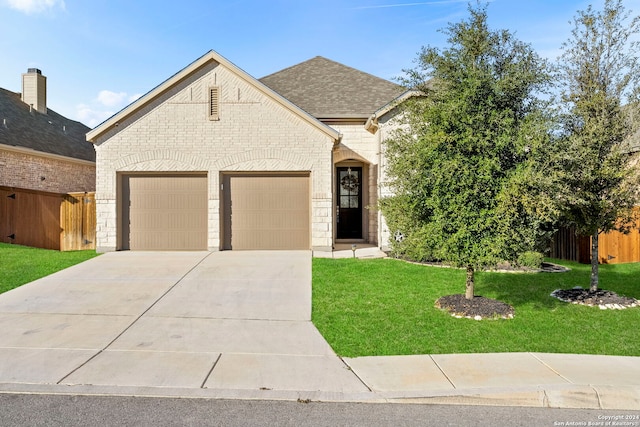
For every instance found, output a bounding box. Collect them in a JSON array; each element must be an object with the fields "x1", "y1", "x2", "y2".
[
  {"x1": 317, "y1": 115, "x2": 370, "y2": 122},
  {"x1": 0, "y1": 143, "x2": 96, "y2": 166}
]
